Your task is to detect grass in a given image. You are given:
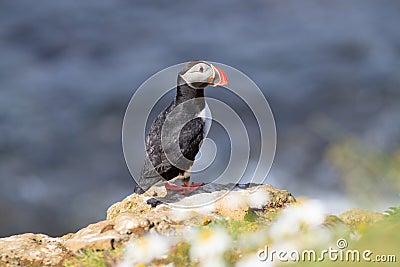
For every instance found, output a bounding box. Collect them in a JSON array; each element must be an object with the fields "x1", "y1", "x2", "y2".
[
  {"x1": 154, "y1": 242, "x2": 194, "y2": 267},
  {"x1": 63, "y1": 248, "x2": 123, "y2": 267},
  {"x1": 210, "y1": 217, "x2": 263, "y2": 239}
]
